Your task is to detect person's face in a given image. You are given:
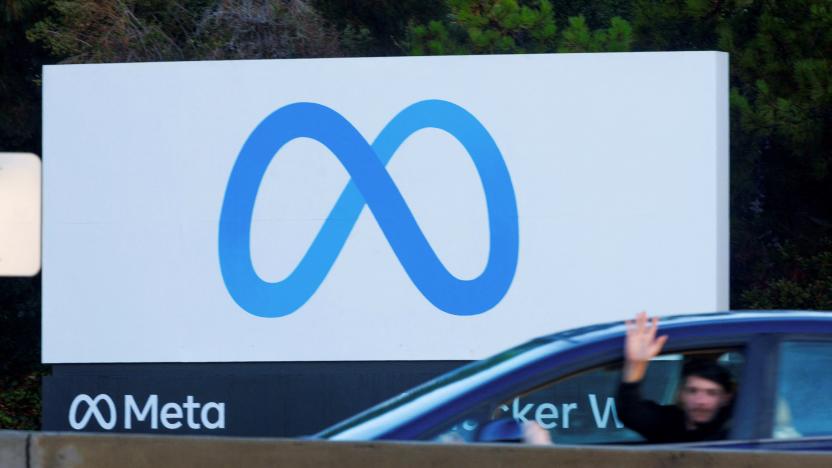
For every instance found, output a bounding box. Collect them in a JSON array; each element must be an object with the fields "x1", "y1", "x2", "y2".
[{"x1": 679, "y1": 375, "x2": 731, "y2": 425}]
